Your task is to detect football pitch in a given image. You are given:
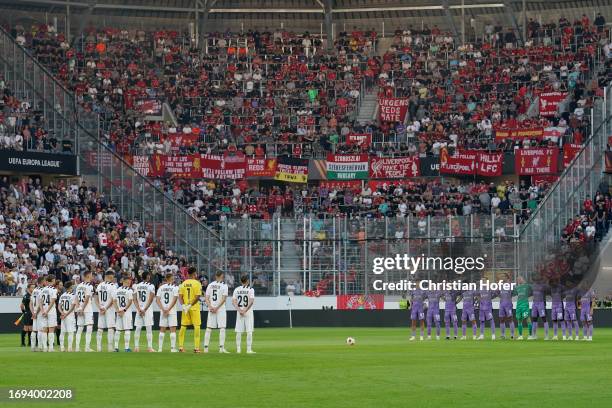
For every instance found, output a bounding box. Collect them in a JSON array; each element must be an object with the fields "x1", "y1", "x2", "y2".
[{"x1": 1, "y1": 327, "x2": 612, "y2": 408}]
